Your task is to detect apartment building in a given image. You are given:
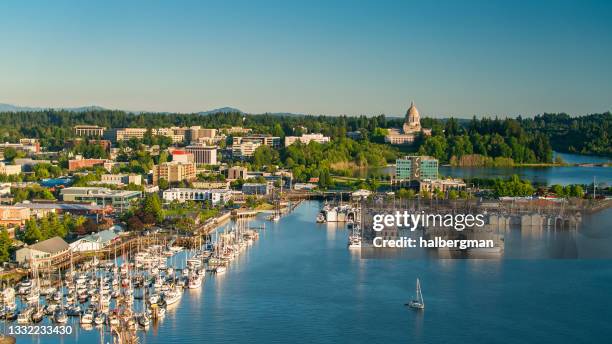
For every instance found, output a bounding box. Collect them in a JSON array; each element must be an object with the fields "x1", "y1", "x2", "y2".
[
  {"x1": 74, "y1": 125, "x2": 105, "y2": 137},
  {"x1": 152, "y1": 162, "x2": 196, "y2": 184},
  {"x1": 162, "y1": 188, "x2": 231, "y2": 205}
]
